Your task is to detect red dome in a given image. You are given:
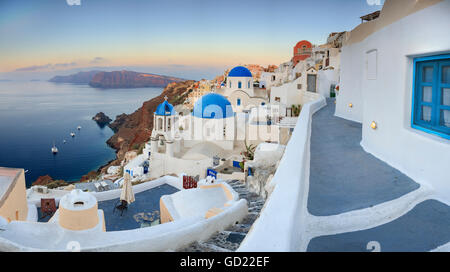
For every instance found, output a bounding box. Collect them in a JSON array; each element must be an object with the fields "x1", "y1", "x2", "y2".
[{"x1": 293, "y1": 40, "x2": 312, "y2": 65}]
